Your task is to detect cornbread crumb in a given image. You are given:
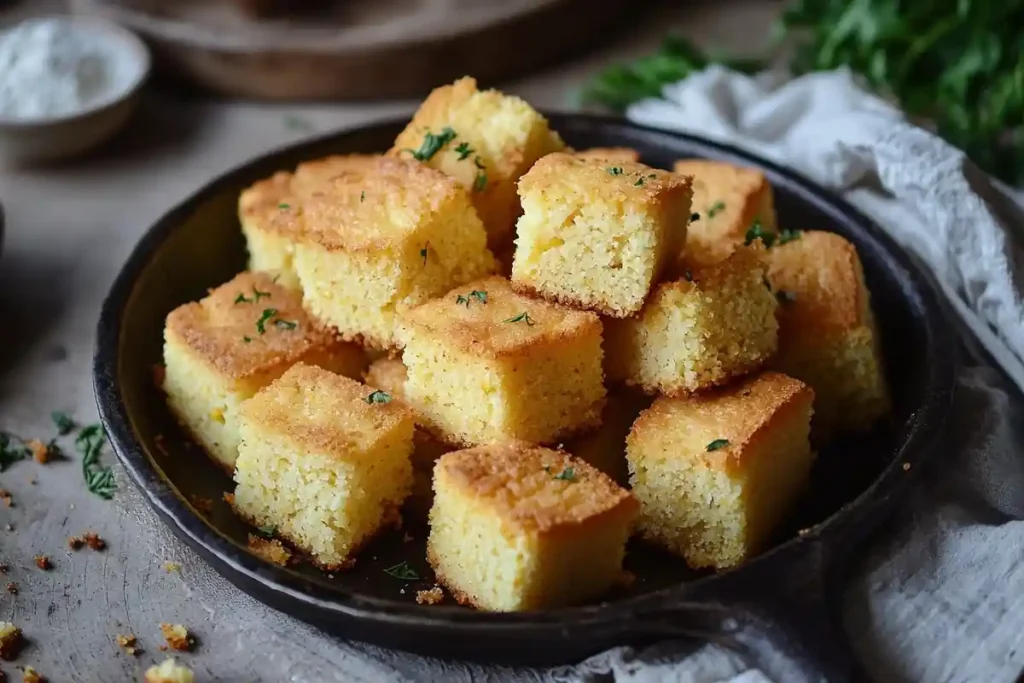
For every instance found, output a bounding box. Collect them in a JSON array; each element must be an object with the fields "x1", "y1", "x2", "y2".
[
  {"x1": 606, "y1": 245, "x2": 778, "y2": 395},
  {"x1": 427, "y1": 443, "x2": 638, "y2": 611},
  {"x1": 115, "y1": 634, "x2": 139, "y2": 656},
  {"x1": 573, "y1": 147, "x2": 641, "y2": 163},
  {"x1": 33, "y1": 556, "x2": 51, "y2": 571},
  {"x1": 416, "y1": 586, "x2": 444, "y2": 605},
  {"x1": 163, "y1": 270, "x2": 367, "y2": 470},
  {"x1": 144, "y1": 658, "x2": 194, "y2": 683},
  {"x1": 67, "y1": 536, "x2": 83, "y2": 550},
  {"x1": 294, "y1": 155, "x2": 497, "y2": 349},
  {"x1": 233, "y1": 364, "x2": 416, "y2": 569},
  {"x1": 83, "y1": 532, "x2": 106, "y2": 551},
  {"x1": 627, "y1": 372, "x2": 814, "y2": 569},
  {"x1": 222, "y1": 492, "x2": 235, "y2": 506},
  {"x1": 673, "y1": 159, "x2": 777, "y2": 266},
  {"x1": 247, "y1": 535, "x2": 292, "y2": 566},
  {"x1": 767, "y1": 230, "x2": 889, "y2": 439},
  {"x1": 0, "y1": 623, "x2": 21, "y2": 660},
  {"x1": 512, "y1": 153, "x2": 693, "y2": 318},
  {"x1": 159, "y1": 623, "x2": 194, "y2": 652},
  {"x1": 163, "y1": 562, "x2": 181, "y2": 573},
  {"x1": 26, "y1": 441, "x2": 48, "y2": 464},
  {"x1": 390, "y1": 76, "x2": 565, "y2": 249},
  {"x1": 902, "y1": 462, "x2": 911, "y2": 471},
  {"x1": 0, "y1": 491, "x2": 10, "y2": 508},
  {"x1": 4, "y1": 584, "x2": 16, "y2": 595},
  {"x1": 21, "y1": 667, "x2": 43, "y2": 683},
  {"x1": 400, "y1": 276, "x2": 606, "y2": 447}
]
